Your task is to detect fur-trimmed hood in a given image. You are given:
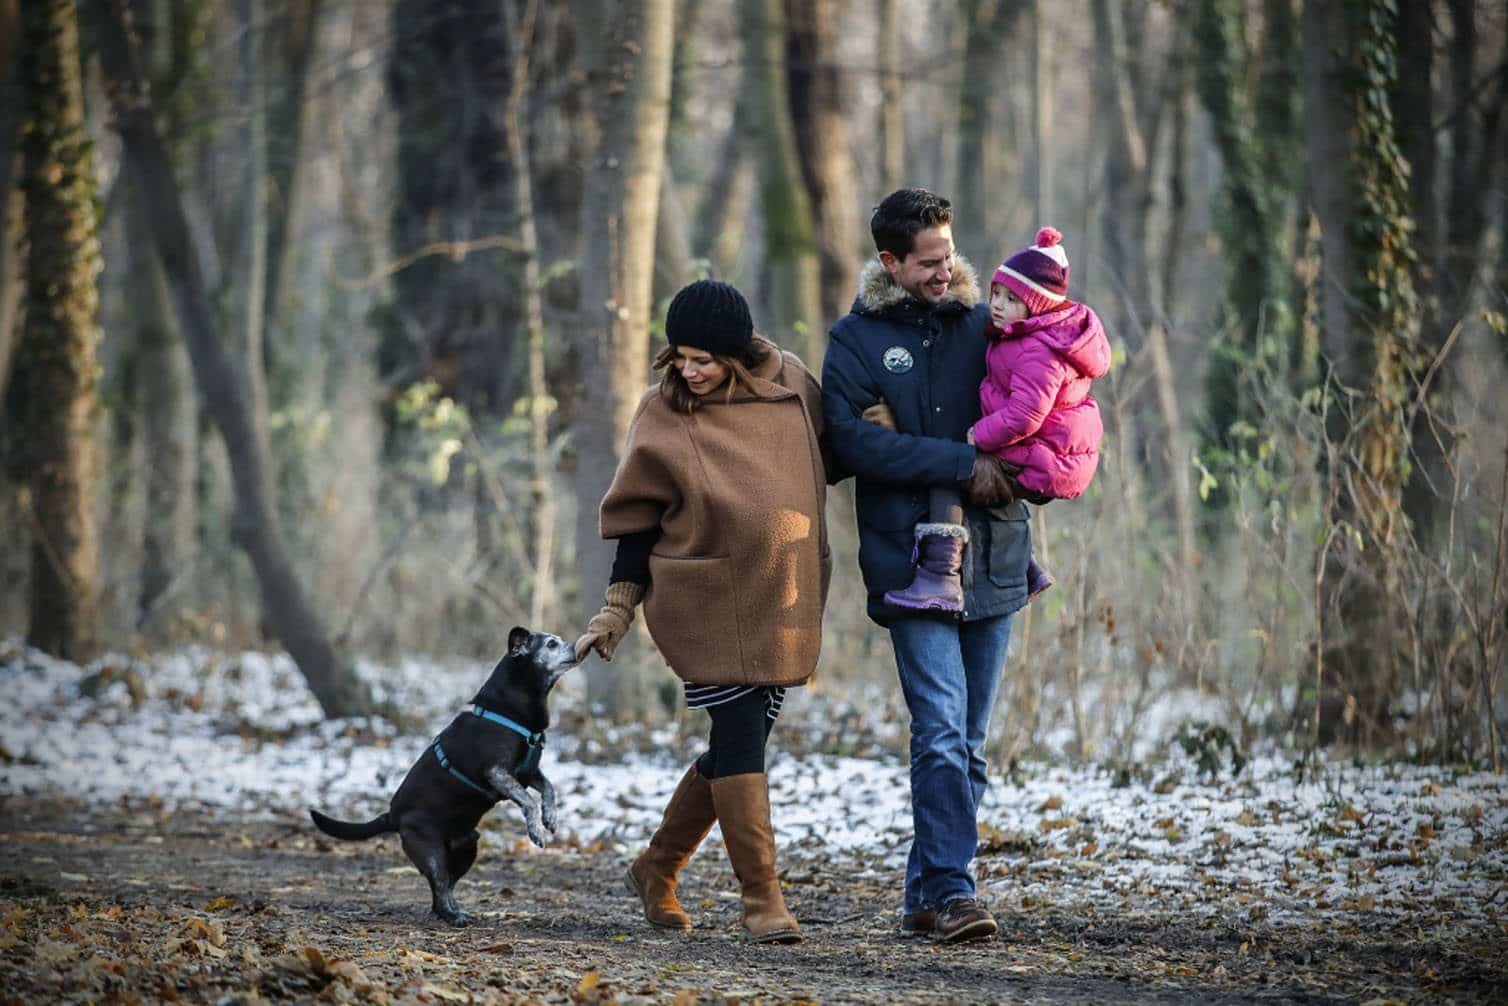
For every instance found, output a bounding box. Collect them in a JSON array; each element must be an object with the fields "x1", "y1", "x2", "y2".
[{"x1": 852, "y1": 255, "x2": 982, "y2": 316}]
